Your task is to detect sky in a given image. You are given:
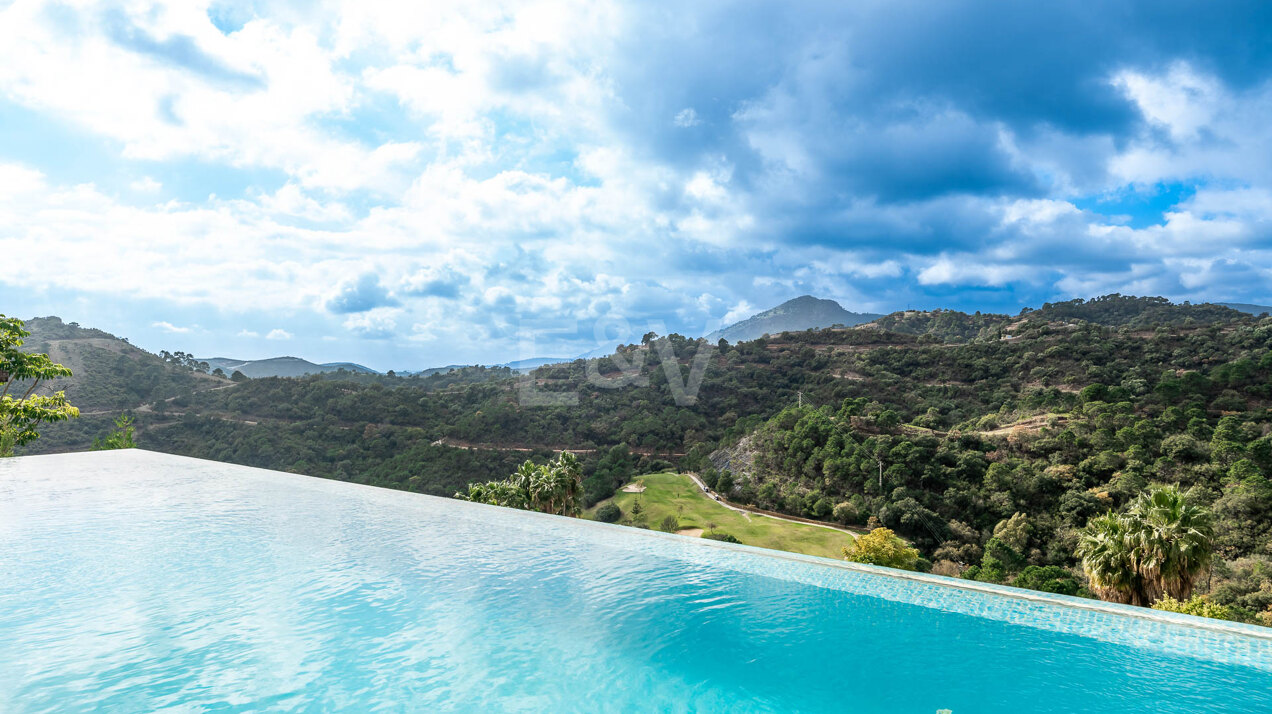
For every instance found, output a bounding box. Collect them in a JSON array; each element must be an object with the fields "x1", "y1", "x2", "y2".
[{"x1": 2, "y1": 0, "x2": 1272, "y2": 371}]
